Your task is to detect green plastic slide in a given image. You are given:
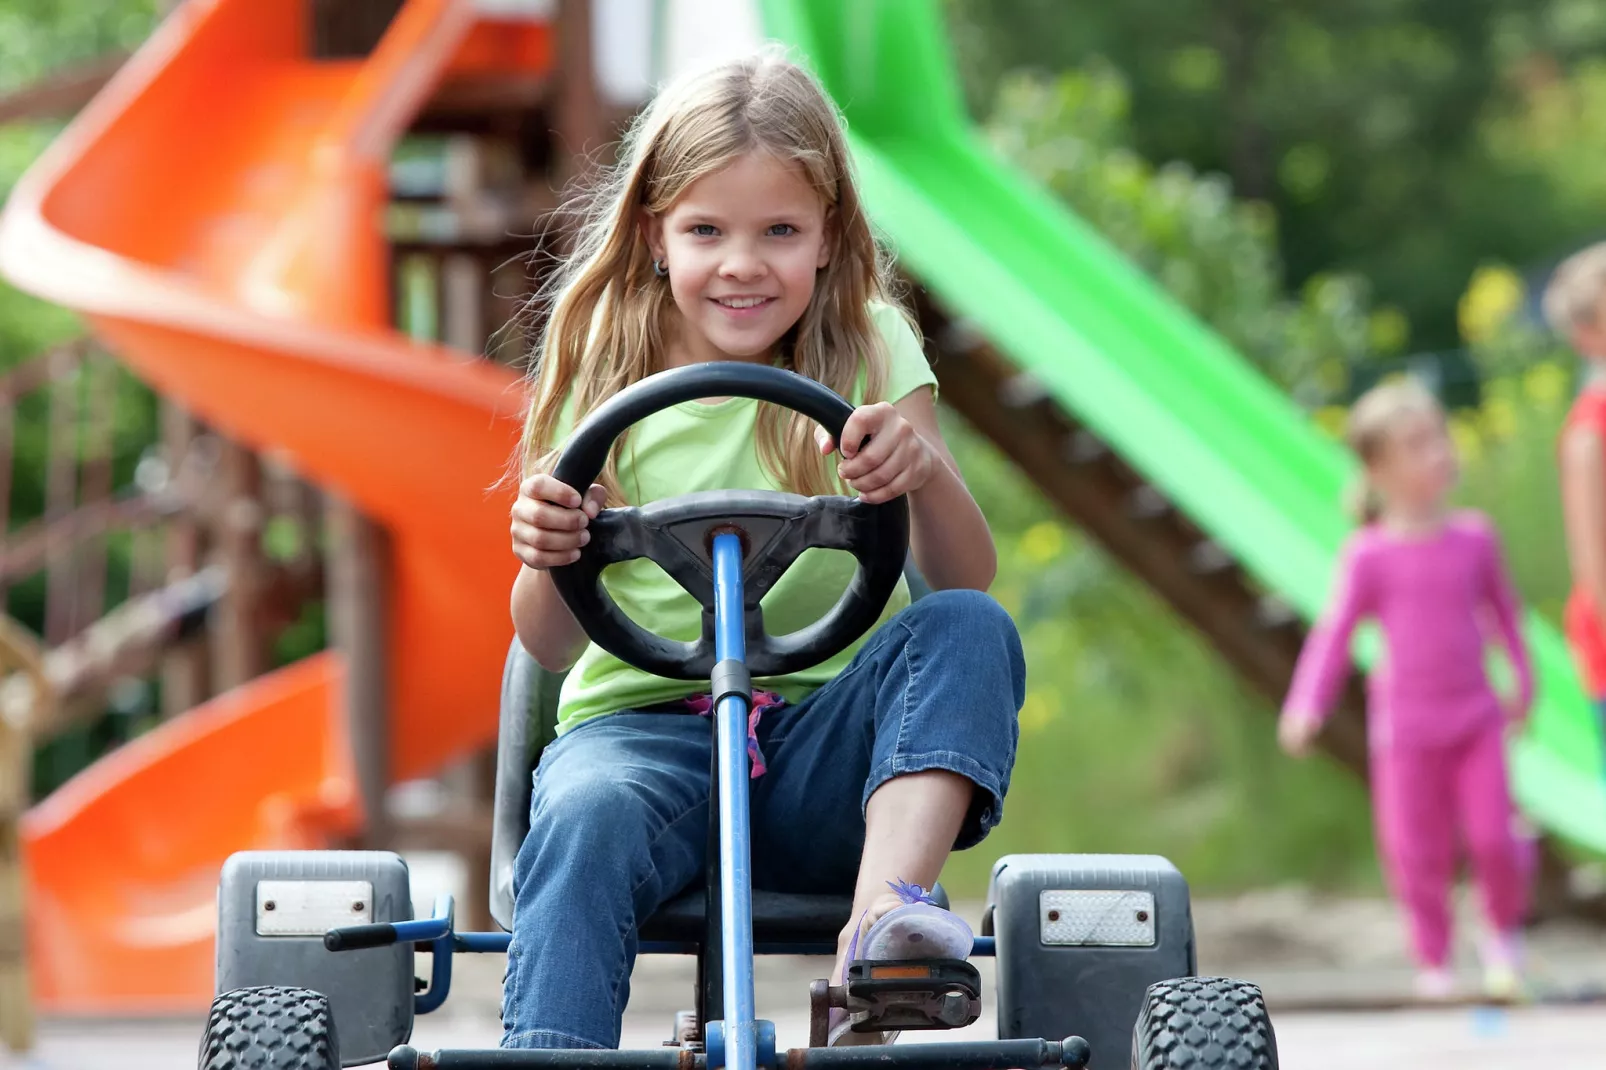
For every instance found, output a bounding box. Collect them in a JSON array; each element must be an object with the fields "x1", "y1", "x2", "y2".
[{"x1": 760, "y1": 0, "x2": 1606, "y2": 853}]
